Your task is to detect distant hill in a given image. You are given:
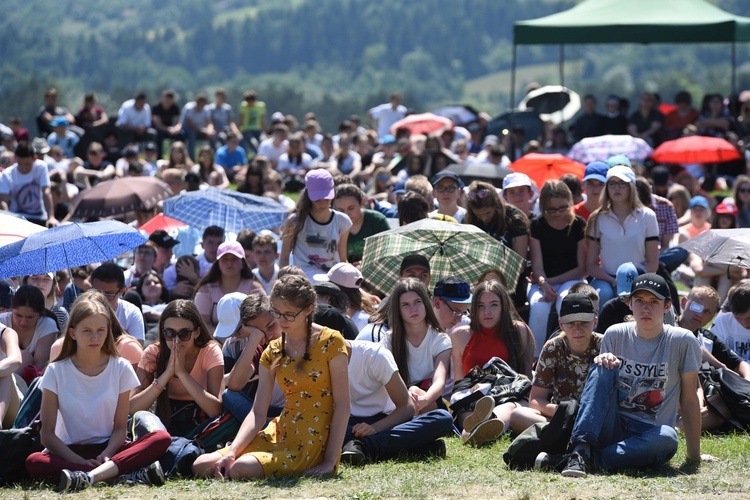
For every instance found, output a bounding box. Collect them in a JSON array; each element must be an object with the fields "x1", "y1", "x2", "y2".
[{"x1": 1, "y1": 0, "x2": 749, "y2": 132}]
